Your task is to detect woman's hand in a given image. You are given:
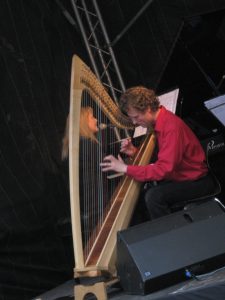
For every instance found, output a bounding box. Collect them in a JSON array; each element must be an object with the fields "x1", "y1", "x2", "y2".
[
  {"x1": 120, "y1": 138, "x2": 137, "y2": 157},
  {"x1": 100, "y1": 155, "x2": 127, "y2": 173}
]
